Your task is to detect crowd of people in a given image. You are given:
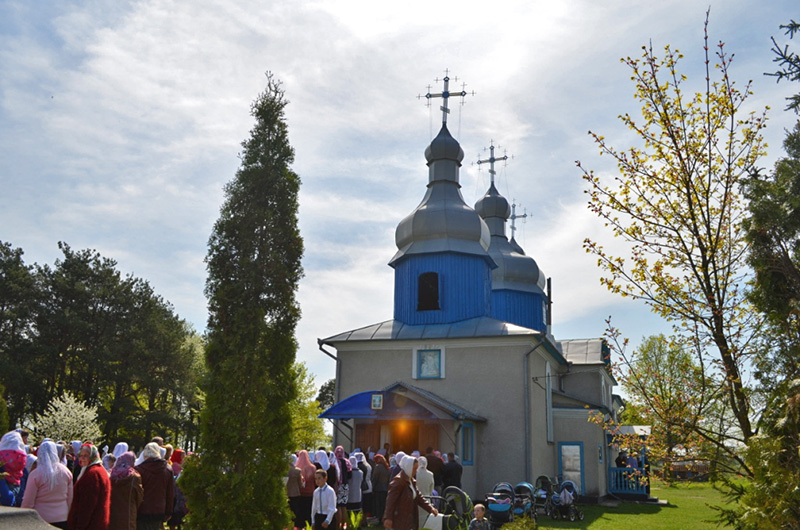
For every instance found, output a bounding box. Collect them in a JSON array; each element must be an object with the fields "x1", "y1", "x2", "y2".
[
  {"x1": 0, "y1": 429, "x2": 187, "y2": 530},
  {"x1": 287, "y1": 445, "x2": 463, "y2": 530}
]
